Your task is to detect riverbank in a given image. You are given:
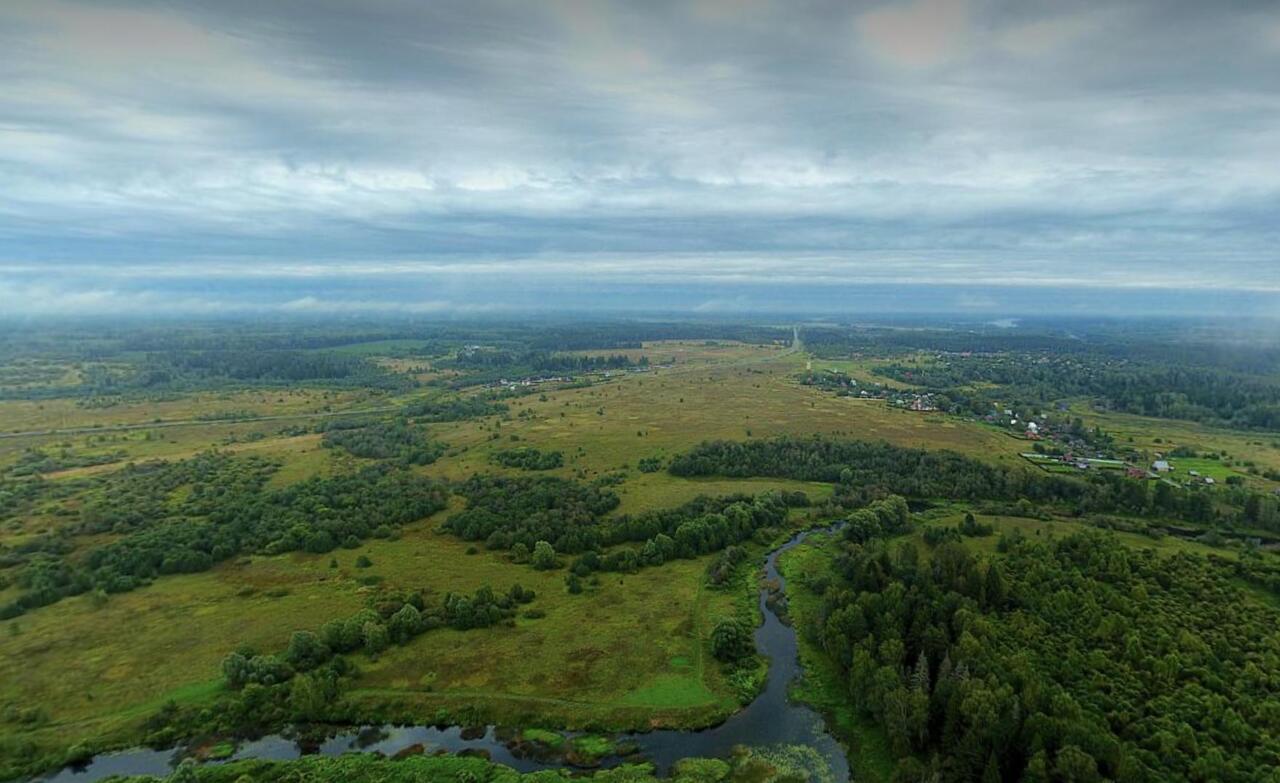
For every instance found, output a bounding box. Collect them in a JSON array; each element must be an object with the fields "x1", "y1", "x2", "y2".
[
  {"x1": 21, "y1": 522, "x2": 855, "y2": 783},
  {"x1": 778, "y1": 531, "x2": 895, "y2": 783}
]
